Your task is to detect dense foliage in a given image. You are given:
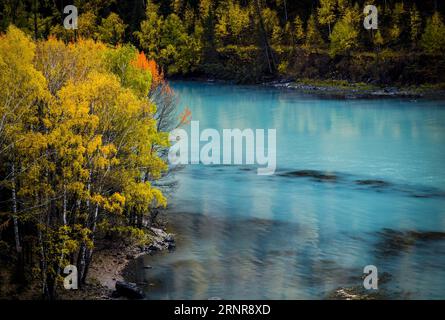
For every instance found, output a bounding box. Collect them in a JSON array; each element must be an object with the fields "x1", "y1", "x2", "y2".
[
  {"x1": 1, "y1": 0, "x2": 443, "y2": 83},
  {"x1": 0, "y1": 26, "x2": 173, "y2": 299}
]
